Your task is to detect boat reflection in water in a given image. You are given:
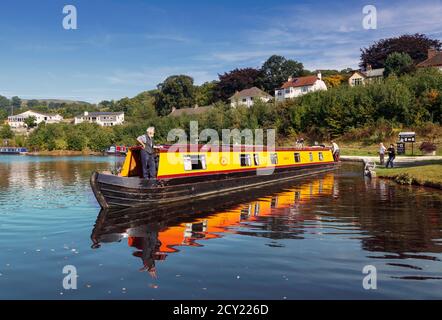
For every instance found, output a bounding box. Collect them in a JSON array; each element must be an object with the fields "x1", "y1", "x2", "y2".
[{"x1": 91, "y1": 173, "x2": 335, "y2": 277}]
